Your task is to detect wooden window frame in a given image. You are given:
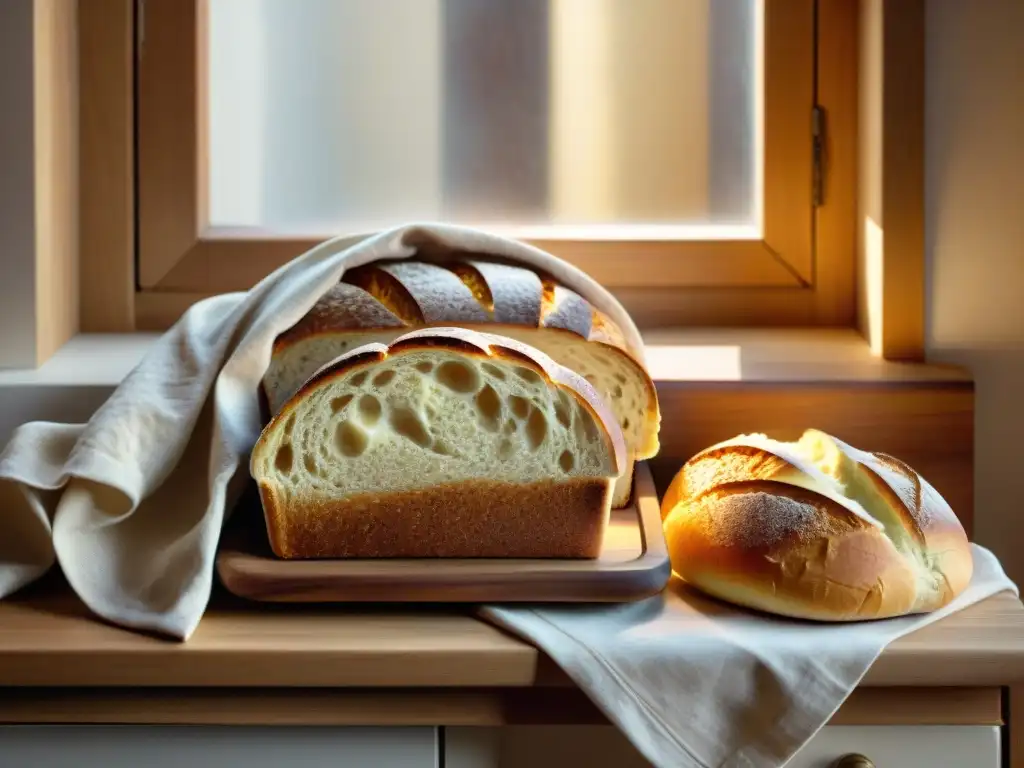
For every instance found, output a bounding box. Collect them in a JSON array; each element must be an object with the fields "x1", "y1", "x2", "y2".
[{"x1": 79, "y1": 0, "x2": 923, "y2": 359}]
